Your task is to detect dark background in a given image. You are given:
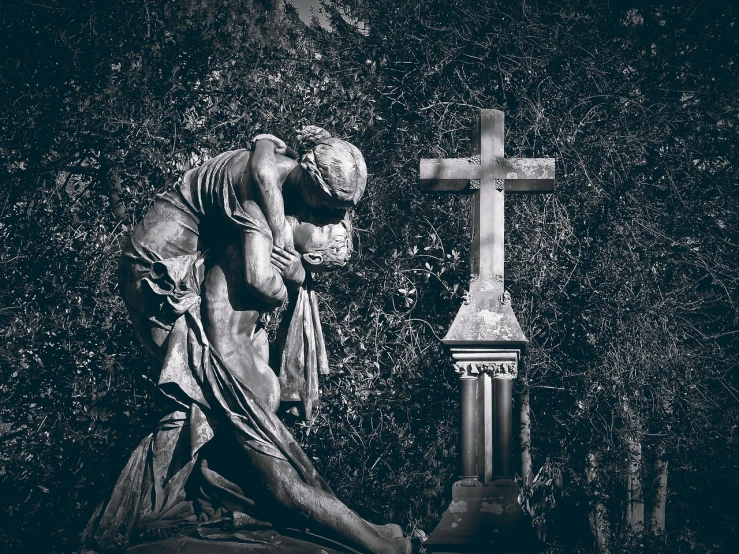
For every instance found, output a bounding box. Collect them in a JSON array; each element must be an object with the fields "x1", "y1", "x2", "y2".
[{"x1": 1, "y1": 1, "x2": 737, "y2": 552}]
